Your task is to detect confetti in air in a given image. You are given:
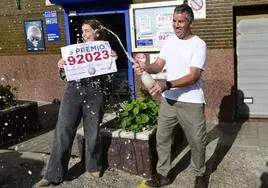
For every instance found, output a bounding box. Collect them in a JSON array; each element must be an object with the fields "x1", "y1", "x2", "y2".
[{"x1": 28, "y1": 170, "x2": 32, "y2": 175}]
